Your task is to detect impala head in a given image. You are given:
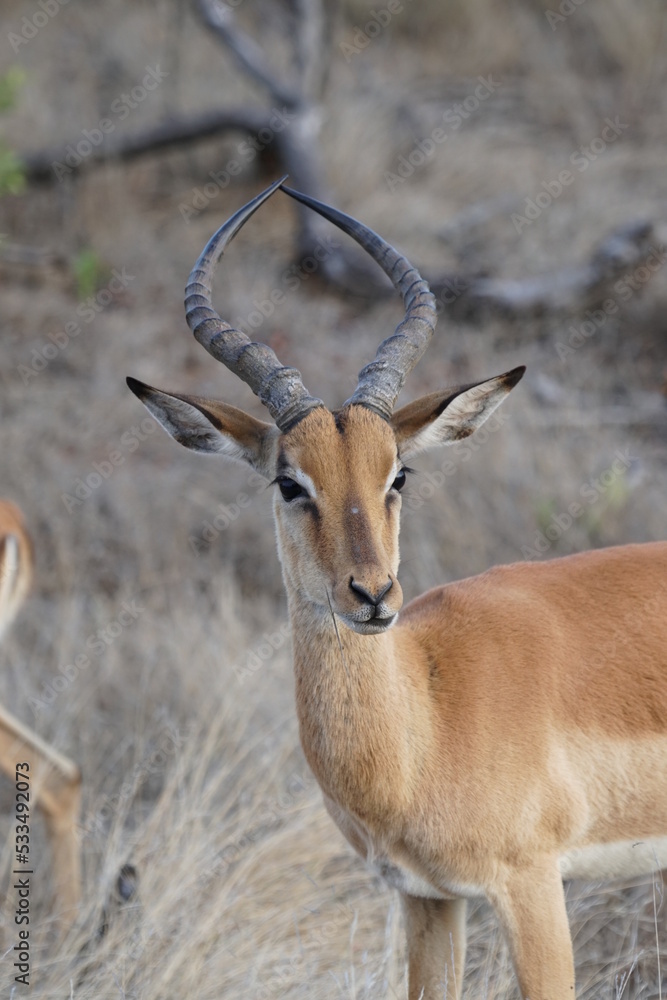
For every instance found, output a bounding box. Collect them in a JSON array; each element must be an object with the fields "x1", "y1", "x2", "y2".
[{"x1": 127, "y1": 179, "x2": 524, "y2": 634}]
